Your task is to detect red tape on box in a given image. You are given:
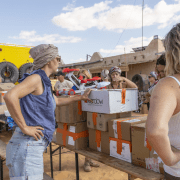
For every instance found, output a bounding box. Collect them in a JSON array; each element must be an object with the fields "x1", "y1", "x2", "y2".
[
  {"x1": 57, "y1": 123, "x2": 89, "y2": 146},
  {"x1": 95, "y1": 130, "x2": 101, "y2": 148},
  {"x1": 121, "y1": 89, "x2": 126, "y2": 104},
  {"x1": 92, "y1": 112, "x2": 97, "y2": 126},
  {"x1": 146, "y1": 139, "x2": 152, "y2": 151},
  {"x1": 78, "y1": 101, "x2": 82, "y2": 115}
]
